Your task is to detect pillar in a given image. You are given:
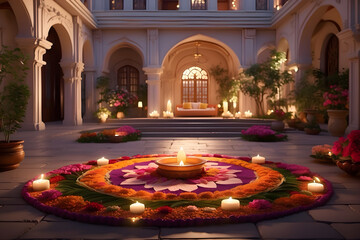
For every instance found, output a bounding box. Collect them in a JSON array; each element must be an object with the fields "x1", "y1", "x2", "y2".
[
  {"x1": 337, "y1": 29, "x2": 360, "y2": 132},
  {"x1": 124, "y1": 0, "x2": 133, "y2": 10},
  {"x1": 208, "y1": 0, "x2": 217, "y2": 10},
  {"x1": 83, "y1": 69, "x2": 97, "y2": 121},
  {"x1": 17, "y1": 38, "x2": 52, "y2": 131},
  {"x1": 179, "y1": 0, "x2": 190, "y2": 11},
  {"x1": 61, "y1": 62, "x2": 84, "y2": 126},
  {"x1": 143, "y1": 68, "x2": 162, "y2": 115}
]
